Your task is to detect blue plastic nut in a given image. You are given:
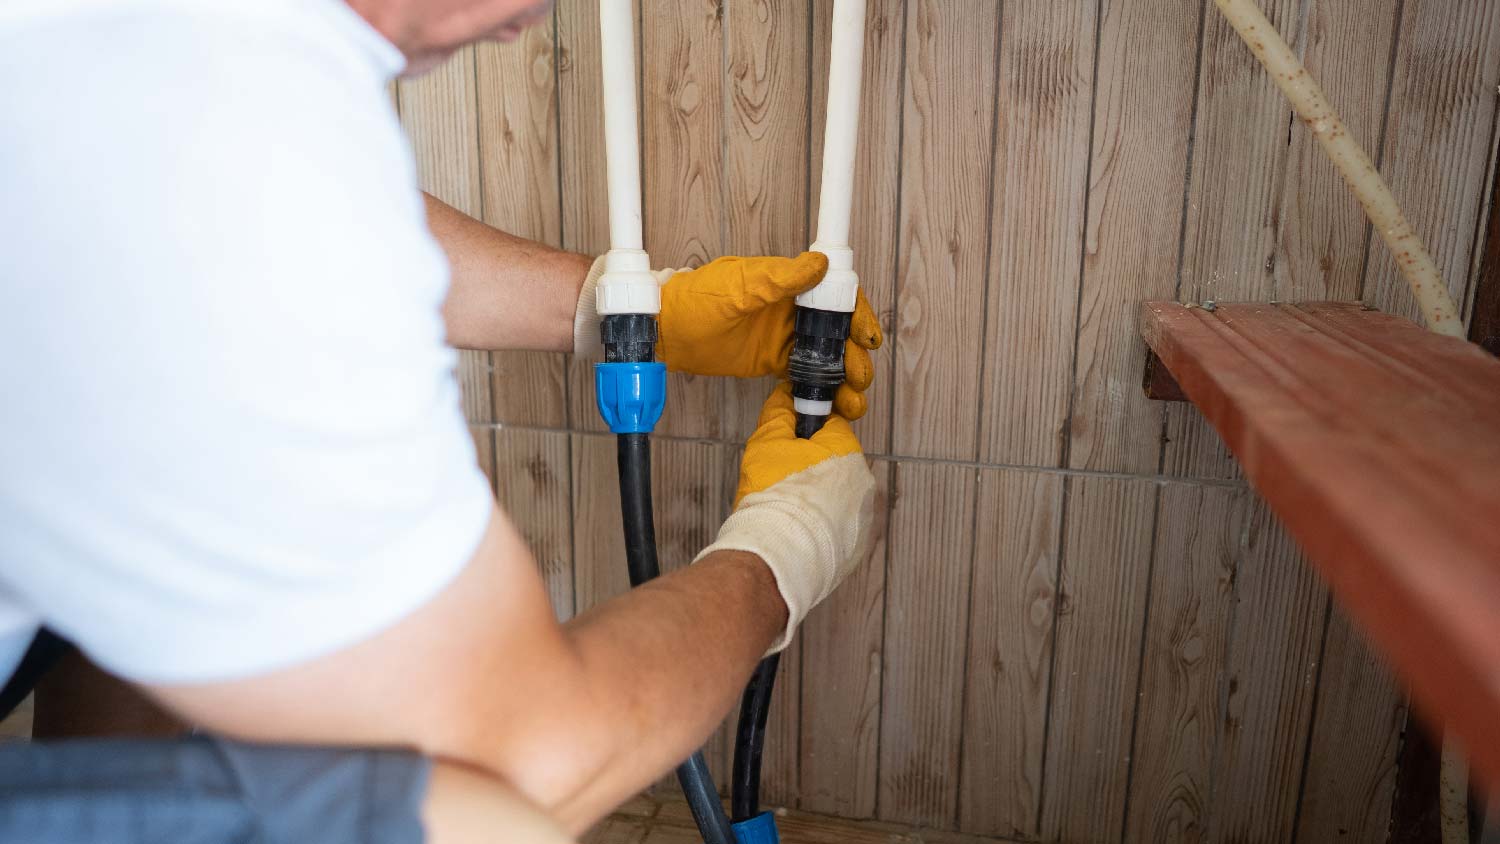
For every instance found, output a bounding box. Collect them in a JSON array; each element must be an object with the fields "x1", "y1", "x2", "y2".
[
  {"x1": 594, "y1": 361, "x2": 667, "y2": 434},
  {"x1": 731, "y1": 811, "x2": 780, "y2": 844}
]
